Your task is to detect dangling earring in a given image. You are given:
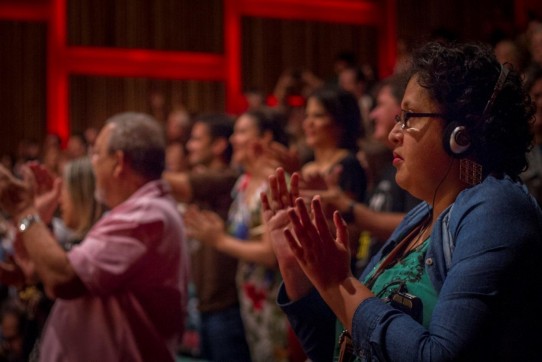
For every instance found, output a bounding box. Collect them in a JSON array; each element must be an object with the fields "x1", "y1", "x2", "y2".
[{"x1": 459, "y1": 158, "x2": 482, "y2": 186}]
